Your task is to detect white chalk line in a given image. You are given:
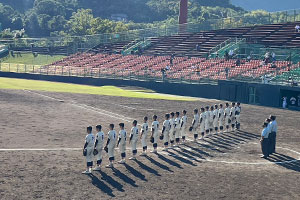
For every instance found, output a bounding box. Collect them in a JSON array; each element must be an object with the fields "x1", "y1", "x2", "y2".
[{"x1": 19, "y1": 90, "x2": 300, "y2": 165}]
